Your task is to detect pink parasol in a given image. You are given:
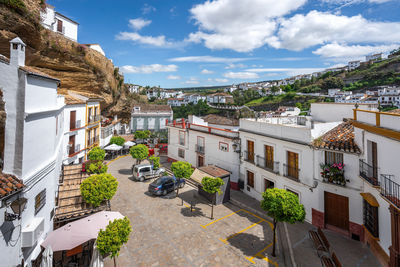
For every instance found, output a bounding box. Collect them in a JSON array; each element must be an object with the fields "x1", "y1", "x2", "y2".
[{"x1": 41, "y1": 211, "x2": 124, "y2": 251}]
